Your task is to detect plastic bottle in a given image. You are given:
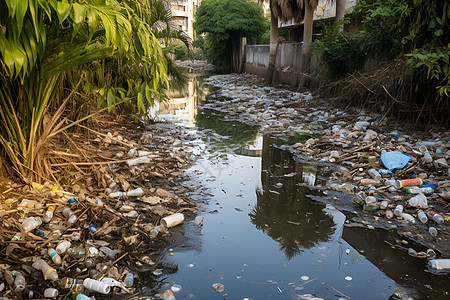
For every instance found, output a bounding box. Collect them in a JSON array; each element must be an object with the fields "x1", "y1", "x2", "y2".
[
  {"x1": 109, "y1": 188, "x2": 144, "y2": 198},
  {"x1": 427, "y1": 211, "x2": 444, "y2": 224},
  {"x1": 21, "y1": 217, "x2": 42, "y2": 232},
  {"x1": 99, "y1": 246, "x2": 117, "y2": 259},
  {"x1": 11, "y1": 232, "x2": 21, "y2": 241},
  {"x1": 378, "y1": 169, "x2": 391, "y2": 176},
  {"x1": 76, "y1": 294, "x2": 94, "y2": 300},
  {"x1": 32, "y1": 259, "x2": 58, "y2": 281},
  {"x1": 385, "y1": 209, "x2": 394, "y2": 219},
  {"x1": 408, "y1": 248, "x2": 417, "y2": 257},
  {"x1": 159, "y1": 290, "x2": 176, "y2": 300},
  {"x1": 364, "y1": 196, "x2": 377, "y2": 206},
  {"x1": 61, "y1": 277, "x2": 85, "y2": 292},
  {"x1": 380, "y1": 200, "x2": 389, "y2": 210},
  {"x1": 43, "y1": 288, "x2": 58, "y2": 298},
  {"x1": 43, "y1": 206, "x2": 55, "y2": 223},
  {"x1": 49, "y1": 230, "x2": 62, "y2": 240},
  {"x1": 150, "y1": 227, "x2": 160, "y2": 238},
  {"x1": 124, "y1": 273, "x2": 134, "y2": 287},
  {"x1": 67, "y1": 247, "x2": 86, "y2": 259},
  {"x1": 394, "y1": 205, "x2": 403, "y2": 217},
  {"x1": 83, "y1": 278, "x2": 111, "y2": 294},
  {"x1": 401, "y1": 213, "x2": 415, "y2": 223},
  {"x1": 127, "y1": 156, "x2": 151, "y2": 166},
  {"x1": 13, "y1": 271, "x2": 25, "y2": 292},
  {"x1": 406, "y1": 187, "x2": 434, "y2": 195},
  {"x1": 368, "y1": 169, "x2": 381, "y2": 180},
  {"x1": 360, "y1": 179, "x2": 381, "y2": 186},
  {"x1": 48, "y1": 248, "x2": 62, "y2": 265},
  {"x1": 394, "y1": 178, "x2": 423, "y2": 189},
  {"x1": 423, "y1": 151, "x2": 433, "y2": 163},
  {"x1": 62, "y1": 207, "x2": 77, "y2": 225},
  {"x1": 352, "y1": 194, "x2": 365, "y2": 206},
  {"x1": 408, "y1": 193, "x2": 428, "y2": 208},
  {"x1": 428, "y1": 259, "x2": 450, "y2": 270},
  {"x1": 417, "y1": 210, "x2": 428, "y2": 223},
  {"x1": 56, "y1": 241, "x2": 72, "y2": 255},
  {"x1": 428, "y1": 227, "x2": 438, "y2": 237},
  {"x1": 89, "y1": 224, "x2": 97, "y2": 233}
]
